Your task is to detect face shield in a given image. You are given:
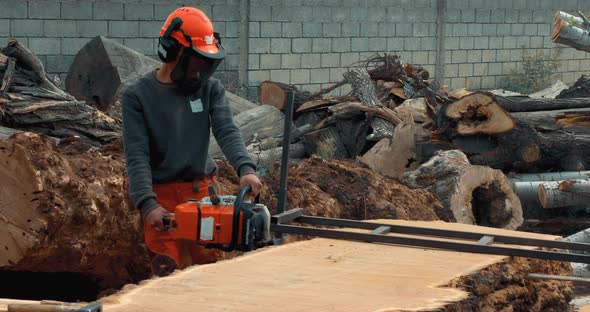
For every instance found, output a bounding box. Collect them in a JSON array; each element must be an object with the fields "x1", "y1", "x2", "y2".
[{"x1": 171, "y1": 49, "x2": 224, "y2": 95}]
